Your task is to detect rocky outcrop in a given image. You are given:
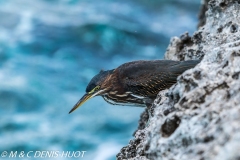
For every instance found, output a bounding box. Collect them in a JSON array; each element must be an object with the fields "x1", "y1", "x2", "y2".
[{"x1": 117, "y1": 0, "x2": 240, "y2": 159}]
